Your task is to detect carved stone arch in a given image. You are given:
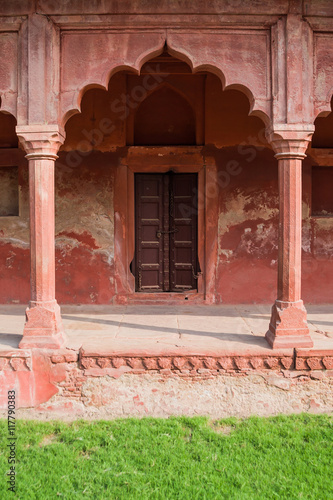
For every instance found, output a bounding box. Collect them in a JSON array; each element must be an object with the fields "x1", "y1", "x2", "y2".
[
  {"x1": 62, "y1": 67, "x2": 143, "y2": 127},
  {"x1": 0, "y1": 94, "x2": 17, "y2": 121},
  {"x1": 165, "y1": 45, "x2": 227, "y2": 88},
  {"x1": 60, "y1": 32, "x2": 166, "y2": 127},
  {"x1": 166, "y1": 33, "x2": 272, "y2": 127},
  {"x1": 312, "y1": 94, "x2": 333, "y2": 148},
  {"x1": 60, "y1": 34, "x2": 272, "y2": 130},
  {"x1": 314, "y1": 90, "x2": 333, "y2": 120},
  {"x1": 62, "y1": 83, "x2": 109, "y2": 126}
]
